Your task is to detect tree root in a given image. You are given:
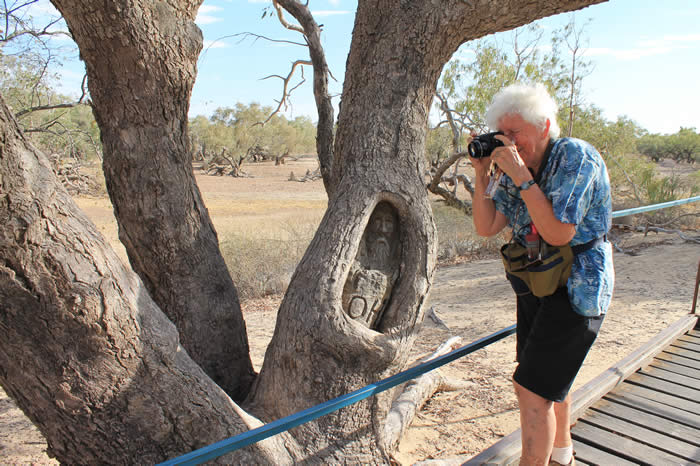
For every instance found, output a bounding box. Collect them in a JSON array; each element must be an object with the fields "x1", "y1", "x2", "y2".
[{"x1": 383, "y1": 337, "x2": 463, "y2": 455}]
